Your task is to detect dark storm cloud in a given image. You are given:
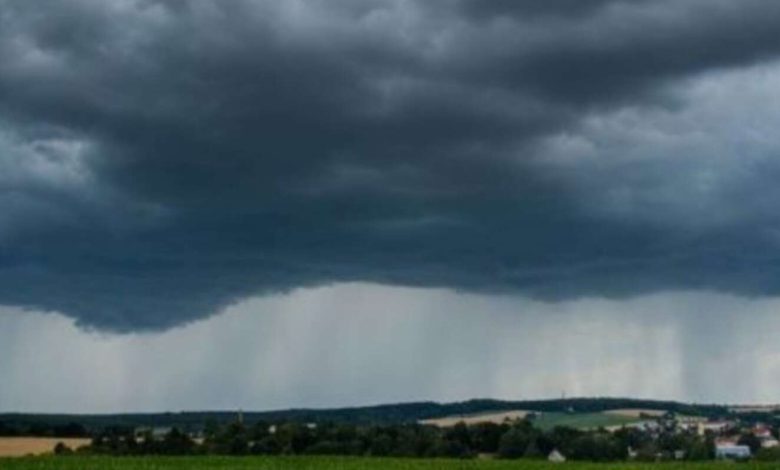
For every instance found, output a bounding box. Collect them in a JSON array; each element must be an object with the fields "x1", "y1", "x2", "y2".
[
  {"x1": 2, "y1": 0, "x2": 780, "y2": 330},
  {"x1": 454, "y1": 0, "x2": 618, "y2": 19}
]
